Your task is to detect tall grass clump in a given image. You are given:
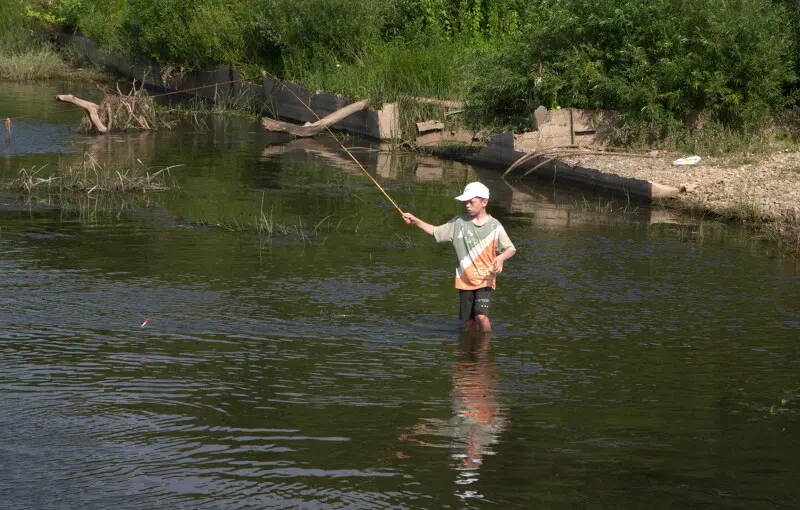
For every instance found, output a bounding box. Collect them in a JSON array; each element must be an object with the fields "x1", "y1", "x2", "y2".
[
  {"x1": 7, "y1": 154, "x2": 180, "y2": 195},
  {"x1": 467, "y1": 0, "x2": 796, "y2": 144},
  {"x1": 763, "y1": 213, "x2": 800, "y2": 257},
  {"x1": 0, "y1": 48, "x2": 71, "y2": 81},
  {"x1": 289, "y1": 35, "x2": 474, "y2": 105}
]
